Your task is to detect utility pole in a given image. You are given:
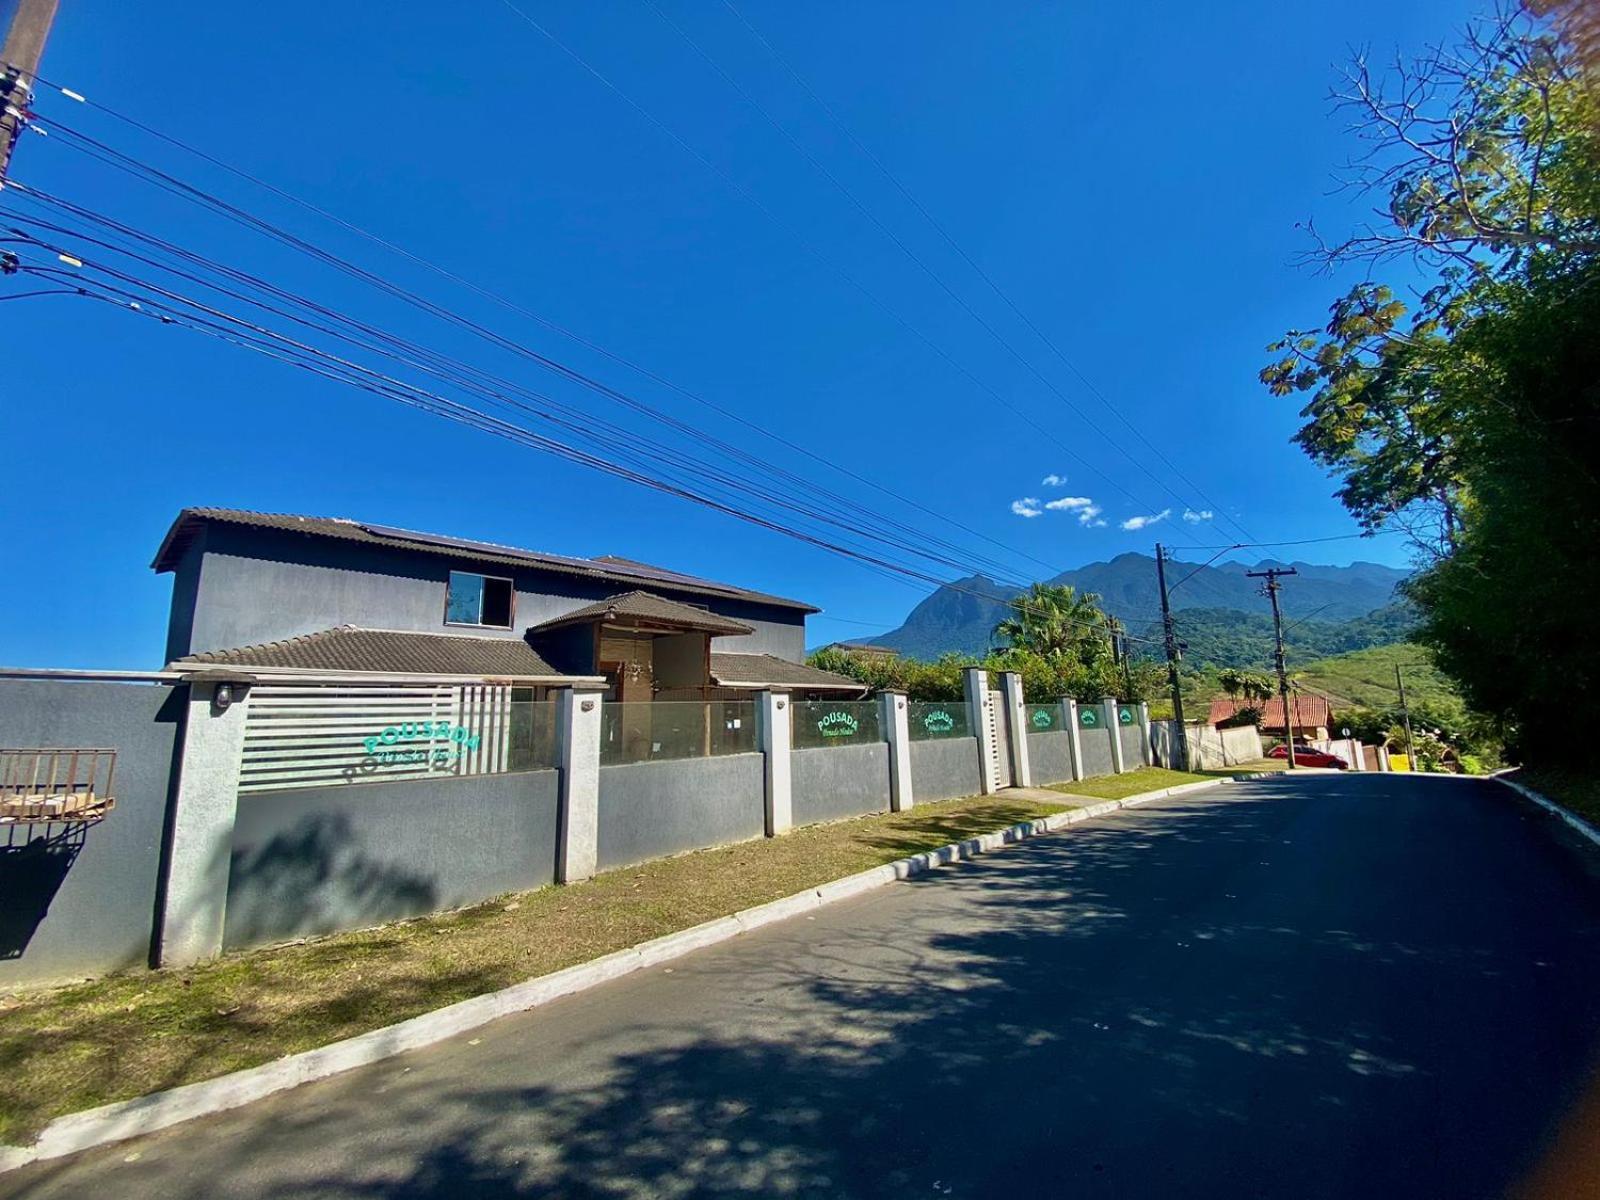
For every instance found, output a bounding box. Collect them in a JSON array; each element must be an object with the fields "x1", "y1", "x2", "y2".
[
  {"x1": 1395, "y1": 663, "x2": 1416, "y2": 768},
  {"x1": 0, "y1": 0, "x2": 59, "y2": 185},
  {"x1": 1247, "y1": 566, "x2": 1299, "y2": 769},
  {"x1": 1154, "y1": 544, "x2": 1188, "y2": 769}
]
